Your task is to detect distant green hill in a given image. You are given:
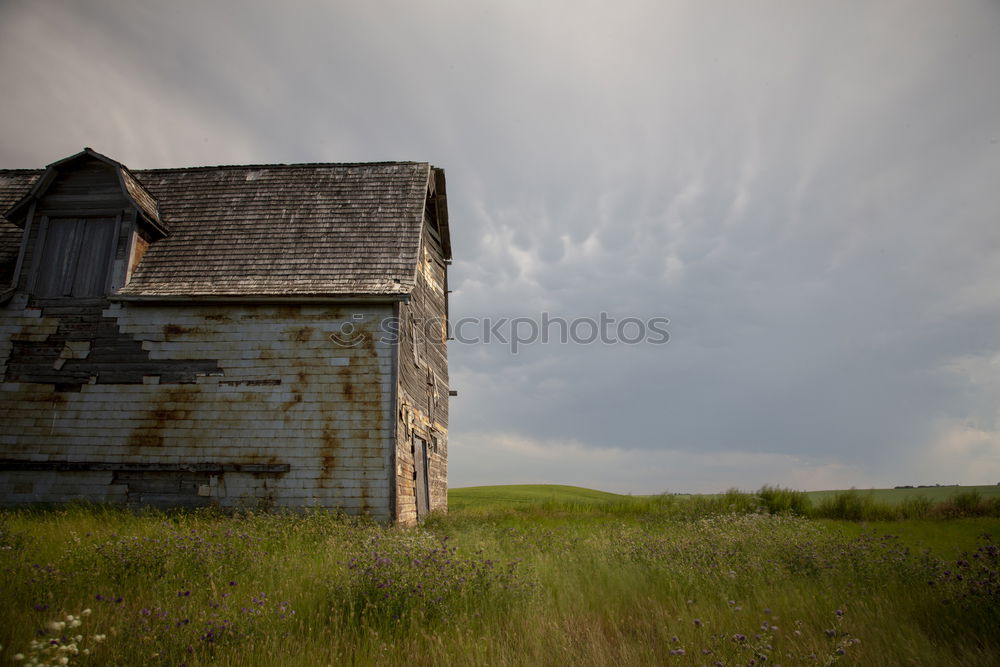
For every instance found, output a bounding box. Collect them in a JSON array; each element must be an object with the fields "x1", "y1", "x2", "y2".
[
  {"x1": 448, "y1": 484, "x2": 626, "y2": 511},
  {"x1": 803, "y1": 484, "x2": 1000, "y2": 505},
  {"x1": 448, "y1": 483, "x2": 1000, "y2": 512}
]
